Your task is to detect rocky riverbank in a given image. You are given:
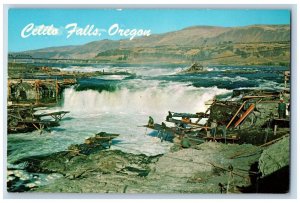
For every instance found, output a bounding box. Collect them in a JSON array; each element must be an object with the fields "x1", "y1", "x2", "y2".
[{"x1": 8, "y1": 136, "x2": 266, "y2": 193}]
